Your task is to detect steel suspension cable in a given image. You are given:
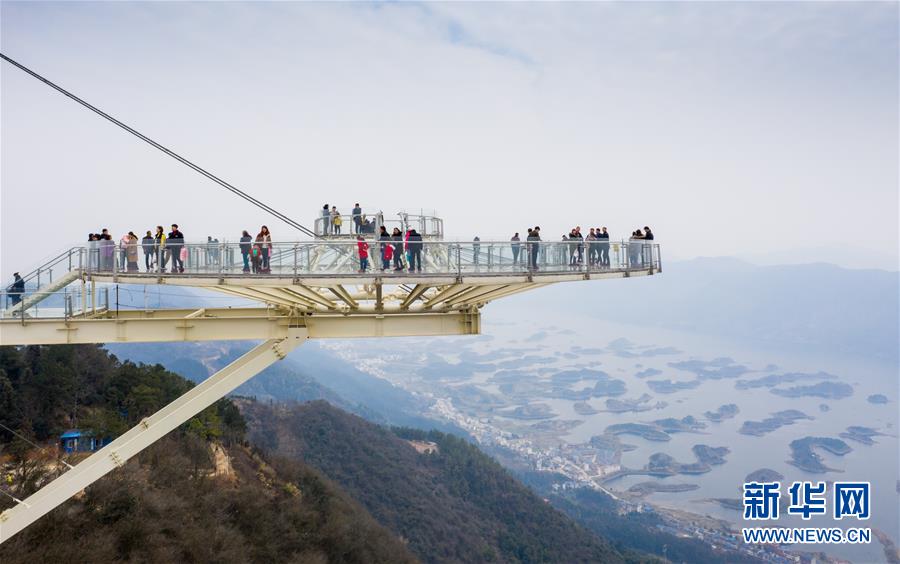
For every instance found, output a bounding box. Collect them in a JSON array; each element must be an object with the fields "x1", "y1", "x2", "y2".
[{"x1": 1, "y1": 53, "x2": 319, "y2": 238}]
